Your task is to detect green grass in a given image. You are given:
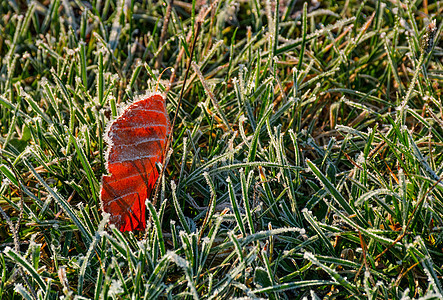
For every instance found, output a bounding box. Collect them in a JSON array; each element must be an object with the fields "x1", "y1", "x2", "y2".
[{"x1": 0, "y1": 0, "x2": 442, "y2": 298}]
